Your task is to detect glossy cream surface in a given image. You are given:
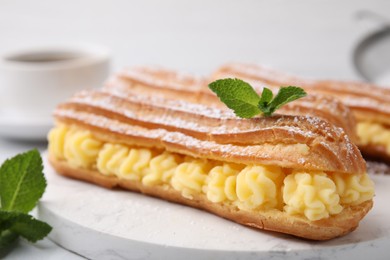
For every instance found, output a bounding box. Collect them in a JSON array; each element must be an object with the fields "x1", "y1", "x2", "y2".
[{"x1": 48, "y1": 125, "x2": 375, "y2": 221}]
